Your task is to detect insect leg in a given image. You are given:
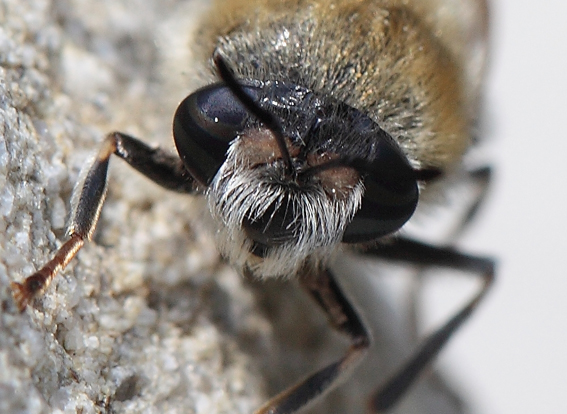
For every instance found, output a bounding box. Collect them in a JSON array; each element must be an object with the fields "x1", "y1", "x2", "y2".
[
  {"x1": 254, "y1": 268, "x2": 370, "y2": 414},
  {"x1": 11, "y1": 132, "x2": 196, "y2": 311},
  {"x1": 363, "y1": 238, "x2": 495, "y2": 412},
  {"x1": 408, "y1": 166, "x2": 492, "y2": 335},
  {"x1": 110, "y1": 131, "x2": 196, "y2": 193},
  {"x1": 457, "y1": 166, "x2": 492, "y2": 236}
]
